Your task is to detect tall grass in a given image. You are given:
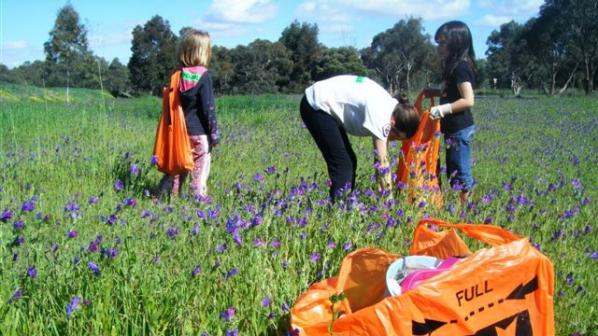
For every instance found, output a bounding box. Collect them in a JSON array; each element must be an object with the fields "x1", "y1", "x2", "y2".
[{"x1": 0, "y1": 83, "x2": 596, "y2": 335}]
